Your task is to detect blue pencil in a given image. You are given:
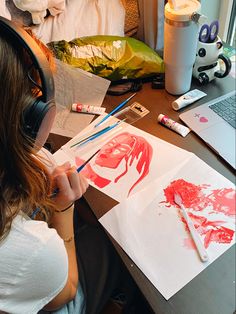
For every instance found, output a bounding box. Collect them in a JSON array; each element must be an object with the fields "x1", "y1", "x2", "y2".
[{"x1": 94, "y1": 93, "x2": 136, "y2": 128}]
